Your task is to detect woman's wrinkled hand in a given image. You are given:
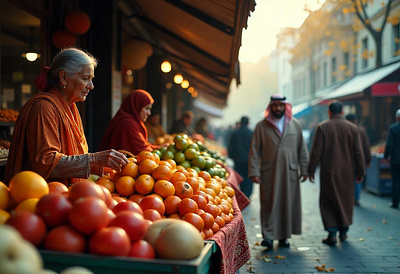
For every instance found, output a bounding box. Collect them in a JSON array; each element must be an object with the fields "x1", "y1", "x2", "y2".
[
  {"x1": 250, "y1": 176, "x2": 261, "y2": 184},
  {"x1": 89, "y1": 149, "x2": 129, "y2": 171}
]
